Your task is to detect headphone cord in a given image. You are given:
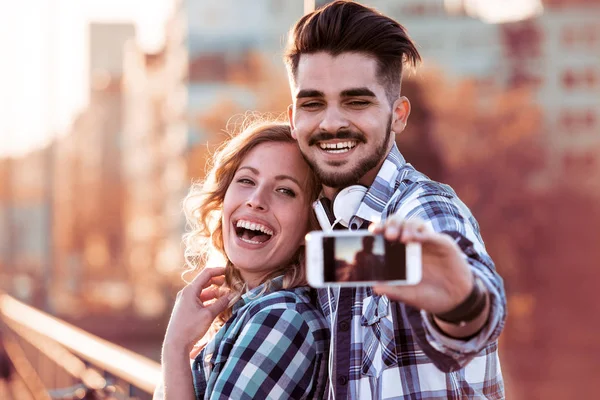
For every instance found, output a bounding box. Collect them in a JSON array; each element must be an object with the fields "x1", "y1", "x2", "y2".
[{"x1": 327, "y1": 287, "x2": 339, "y2": 400}]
